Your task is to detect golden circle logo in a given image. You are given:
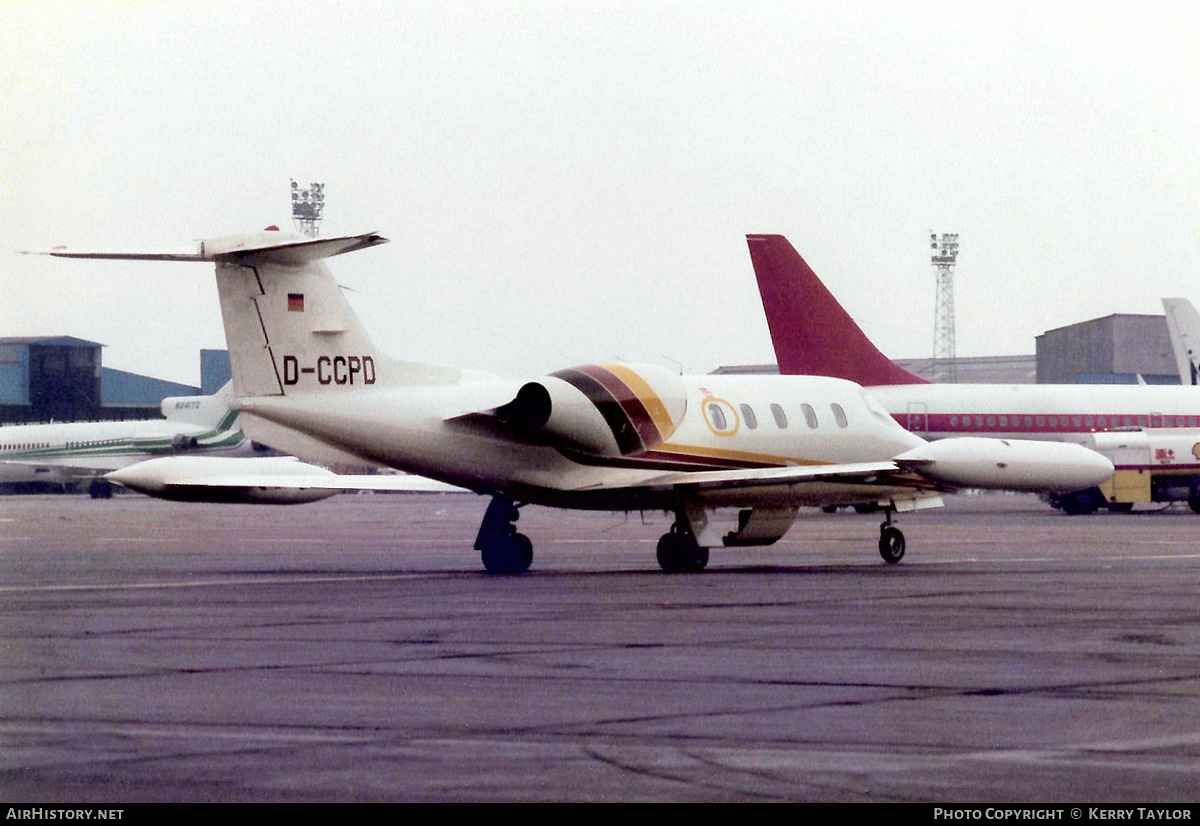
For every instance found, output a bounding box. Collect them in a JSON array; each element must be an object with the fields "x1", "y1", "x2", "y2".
[{"x1": 701, "y1": 396, "x2": 739, "y2": 437}]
